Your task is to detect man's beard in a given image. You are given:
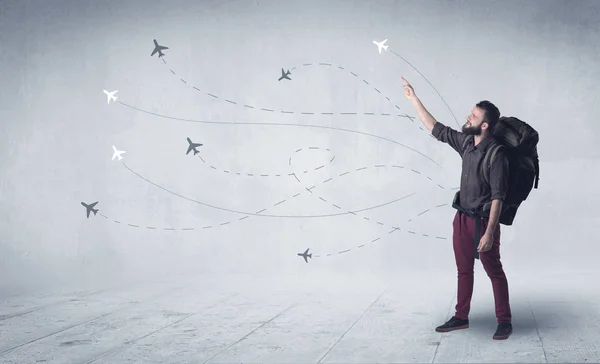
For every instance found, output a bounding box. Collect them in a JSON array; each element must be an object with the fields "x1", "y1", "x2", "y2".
[{"x1": 462, "y1": 122, "x2": 483, "y2": 135}]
